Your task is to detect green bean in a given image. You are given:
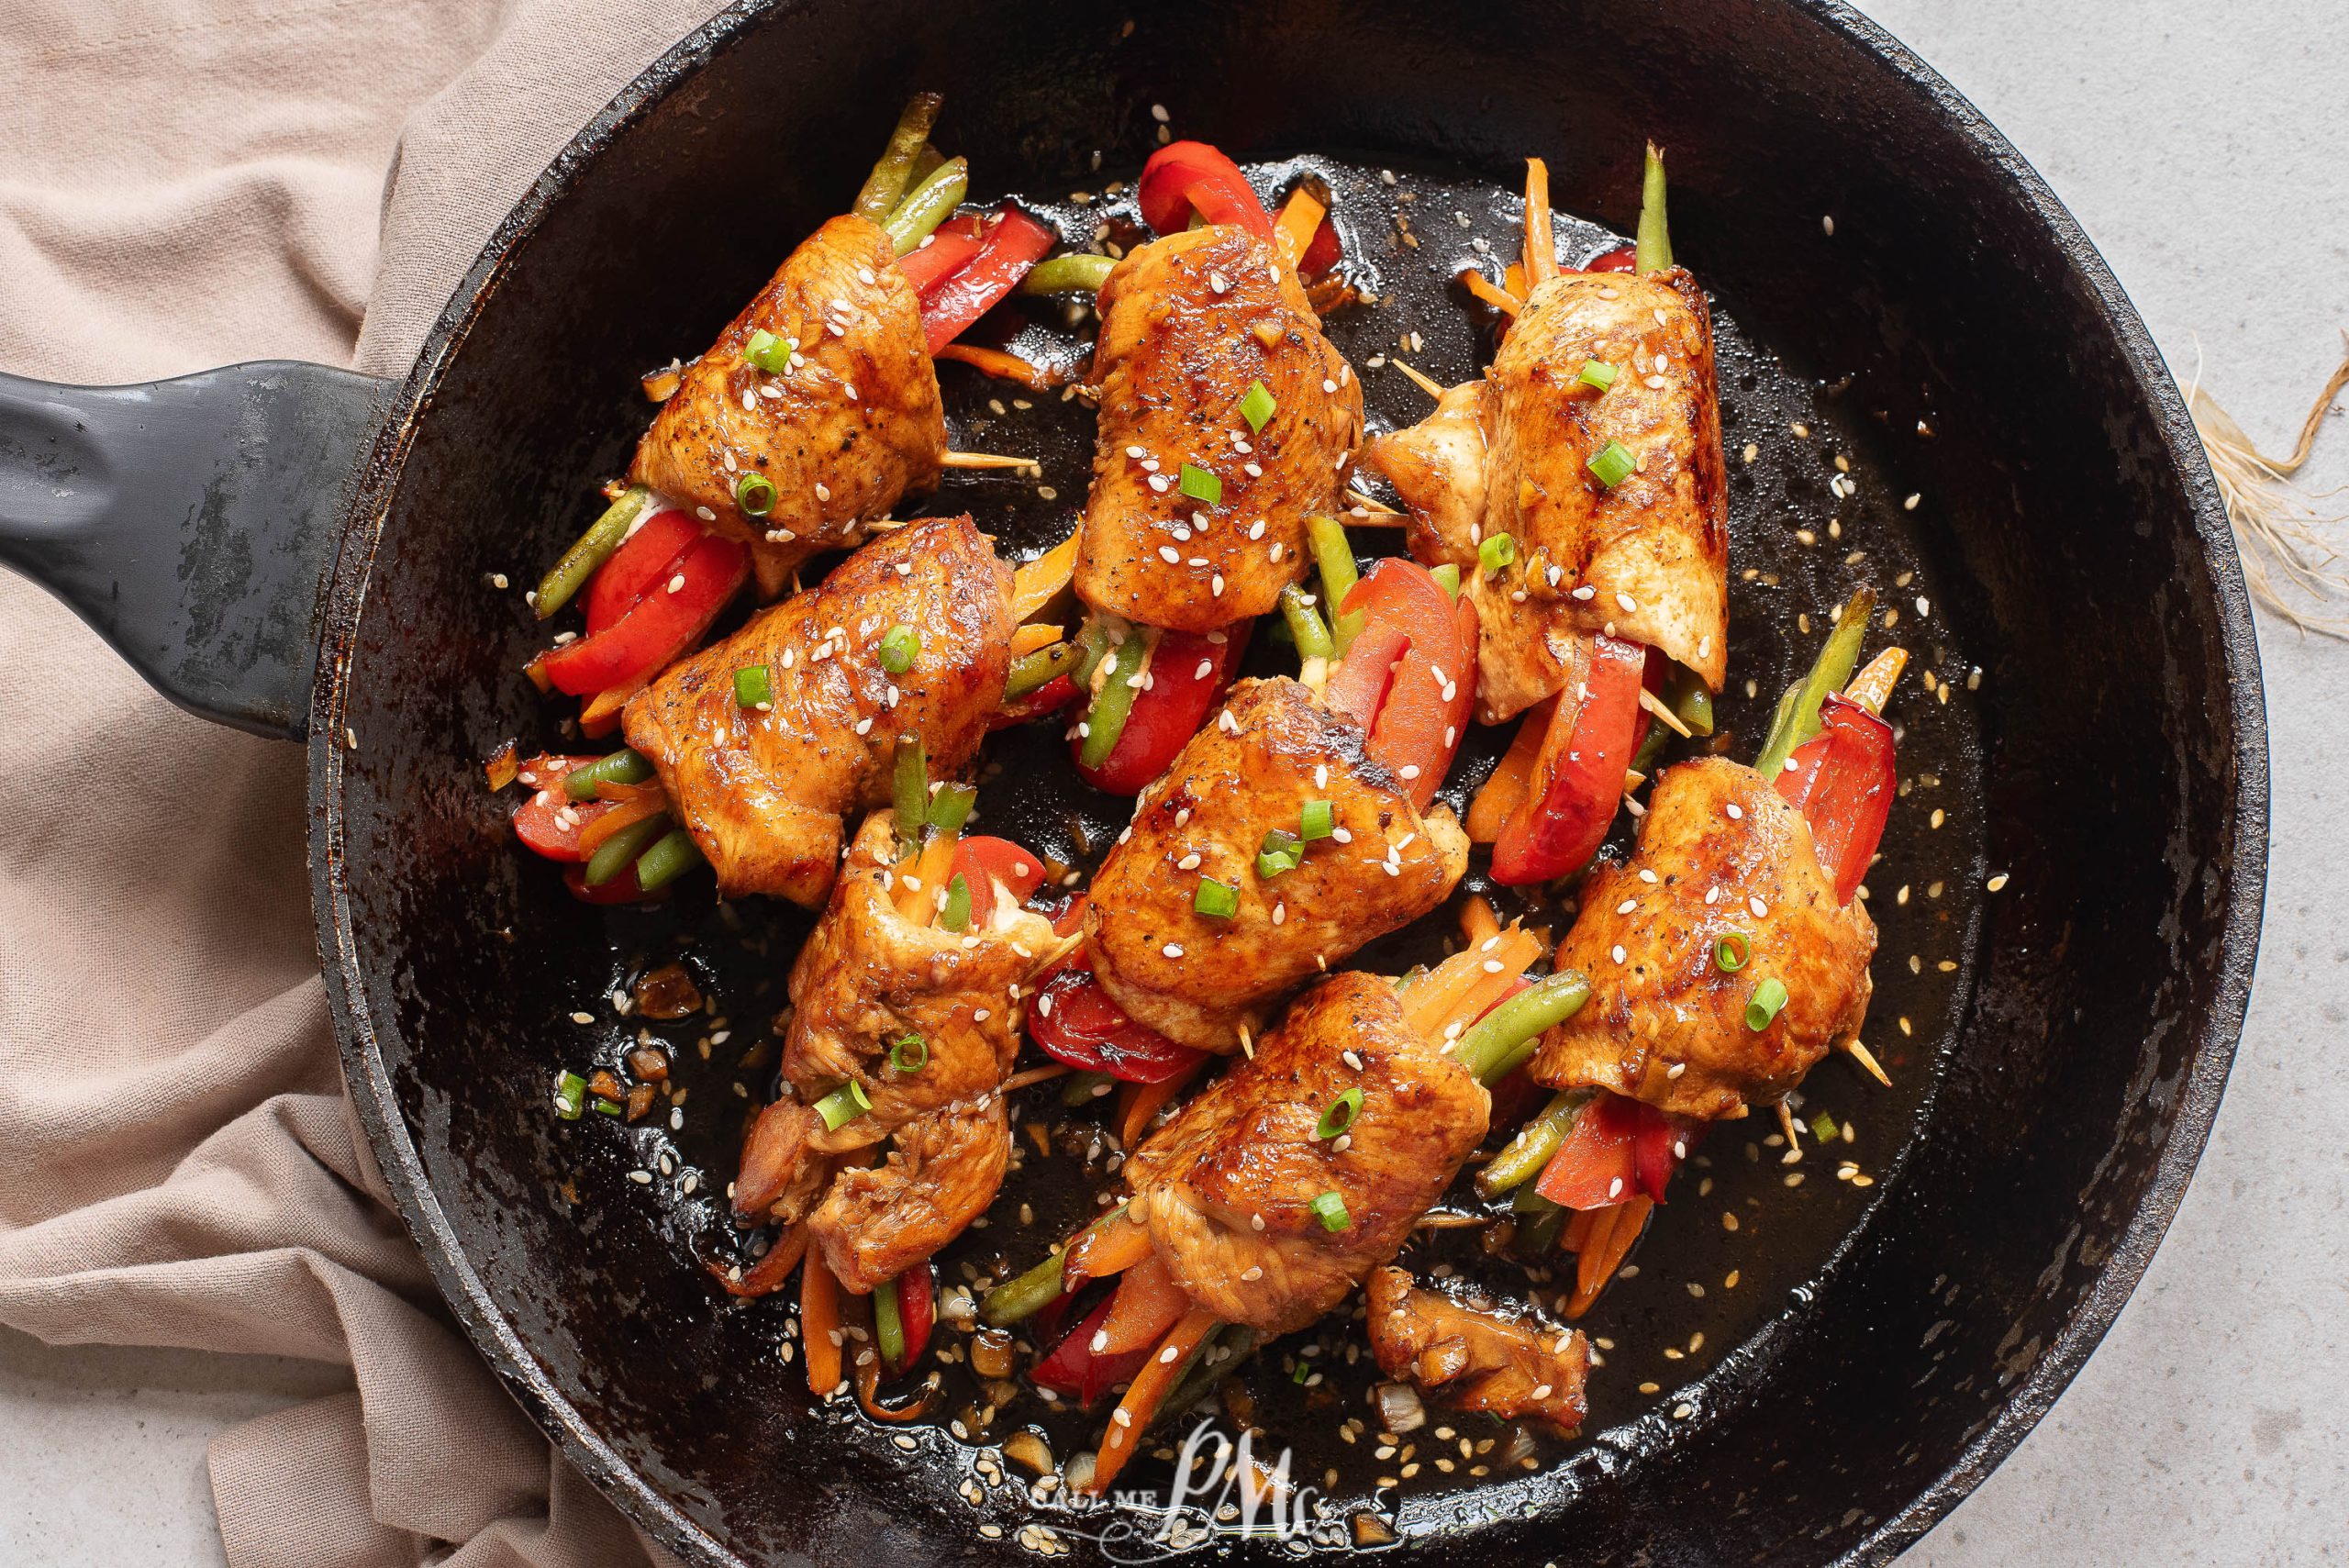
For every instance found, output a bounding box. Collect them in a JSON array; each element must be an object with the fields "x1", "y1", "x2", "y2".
[
  {"x1": 1278, "y1": 584, "x2": 1335, "y2": 662},
  {"x1": 1753, "y1": 587, "x2": 1876, "y2": 778},
  {"x1": 1477, "y1": 1089, "x2": 1591, "y2": 1198},
  {"x1": 1018, "y1": 253, "x2": 1118, "y2": 295},
  {"x1": 873, "y1": 1273, "x2": 907, "y2": 1368},
  {"x1": 1452, "y1": 970, "x2": 1592, "y2": 1083},
  {"x1": 631, "y1": 828, "x2": 703, "y2": 893},
  {"x1": 882, "y1": 156, "x2": 969, "y2": 256},
  {"x1": 1669, "y1": 665, "x2": 1716, "y2": 736},
  {"x1": 852, "y1": 93, "x2": 944, "y2": 222},
  {"x1": 533, "y1": 486, "x2": 650, "y2": 619},
  {"x1": 584, "y1": 813, "x2": 670, "y2": 886},
  {"x1": 1078, "y1": 632, "x2": 1151, "y2": 770},
  {"x1": 1514, "y1": 1197, "x2": 1565, "y2": 1255},
  {"x1": 1061, "y1": 1068, "x2": 1116, "y2": 1106},
  {"x1": 1306, "y1": 516, "x2": 1364, "y2": 653},
  {"x1": 978, "y1": 1207, "x2": 1130, "y2": 1326},
  {"x1": 892, "y1": 737, "x2": 928, "y2": 857},
  {"x1": 907, "y1": 144, "x2": 945, "y2": 186},
  {"x1": 1152, "y1": 1327, "x2": 1262, "y2": 1432},
  {"x1": 563, "y1": 747, "x2": 653, "y2": 802},
  {"x1": 927, "y1": 781, "x2": 976, "y2": 838},
  {"x1": 1636, "y1": 142, "x2": 1673, "y2": 275},
  {"x1": 1003, "y1": 639, "x2": 1080, "y2": 700}
]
